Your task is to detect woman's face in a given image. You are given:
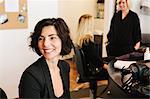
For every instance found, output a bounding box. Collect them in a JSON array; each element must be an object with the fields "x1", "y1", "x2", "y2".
[
  {"x1": 118, "y1": 0, "x2": 128, "y2": 11},
  {"x1": 38, "y1": 26, "x2": 62, "y2": 60}
]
